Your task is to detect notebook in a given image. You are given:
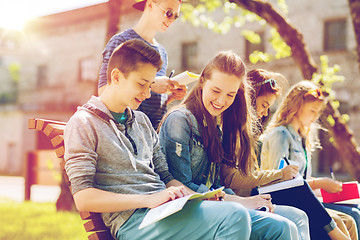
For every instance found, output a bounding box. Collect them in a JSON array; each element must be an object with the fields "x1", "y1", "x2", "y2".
[
  {"x1": 321, "y1": 181, "x2": 360, "y2": 203},
  {"x1": 139, "y1": 187, "x2": 224, "y2": 229},
  {"x1": 258, "y1": 173, "x2": 304, "y2": 194}
]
